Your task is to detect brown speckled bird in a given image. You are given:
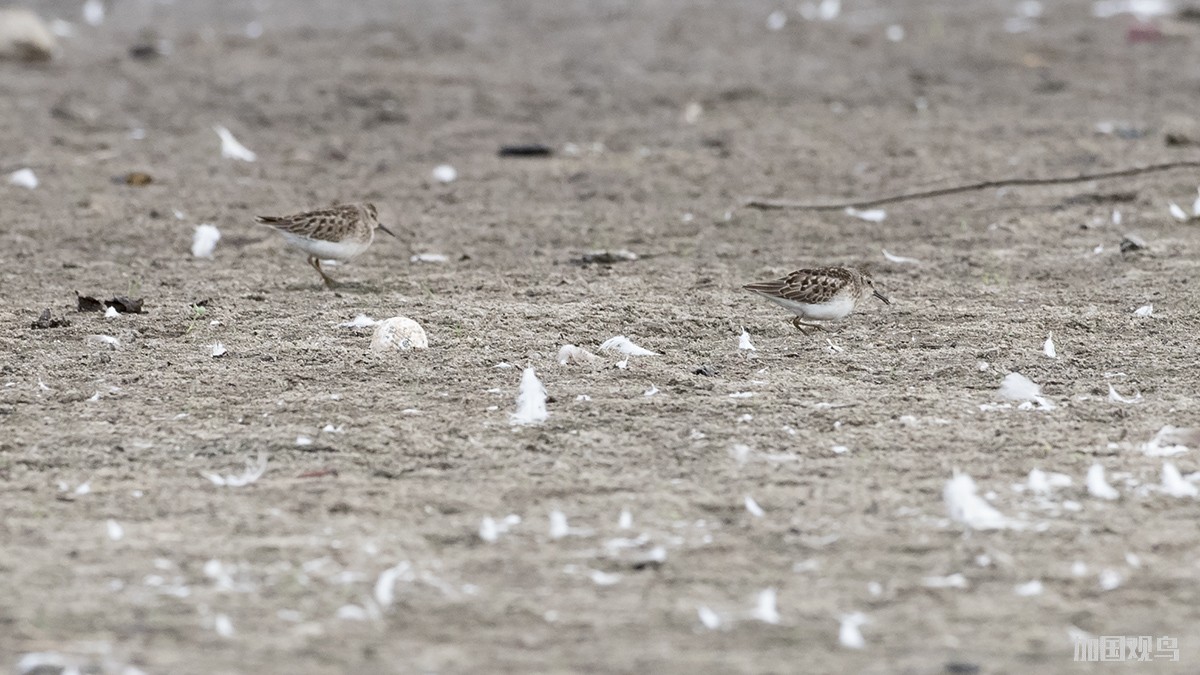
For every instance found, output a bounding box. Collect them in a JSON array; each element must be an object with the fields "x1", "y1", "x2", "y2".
[
  {"x1": 256, "y1": 203, "x2": 395, "y2": 287},
  {"x1": 743, "y1": 266, "x2": 890, "y2": 333}
]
